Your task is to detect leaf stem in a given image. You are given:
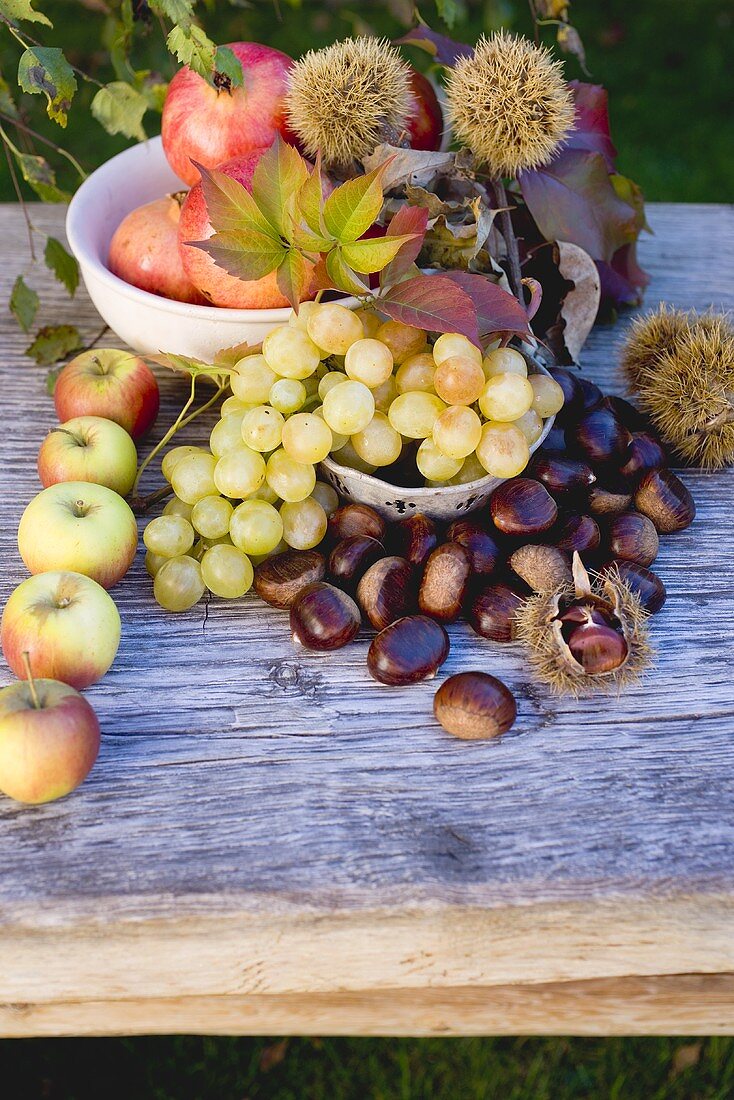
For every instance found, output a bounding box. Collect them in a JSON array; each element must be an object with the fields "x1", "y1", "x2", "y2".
[
  {"x1": 2, "y1": 136, "x2": 35, "y2": 260},
  {"x1": 490, "y1": 177, "x2": 524, "y2": 306}
]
